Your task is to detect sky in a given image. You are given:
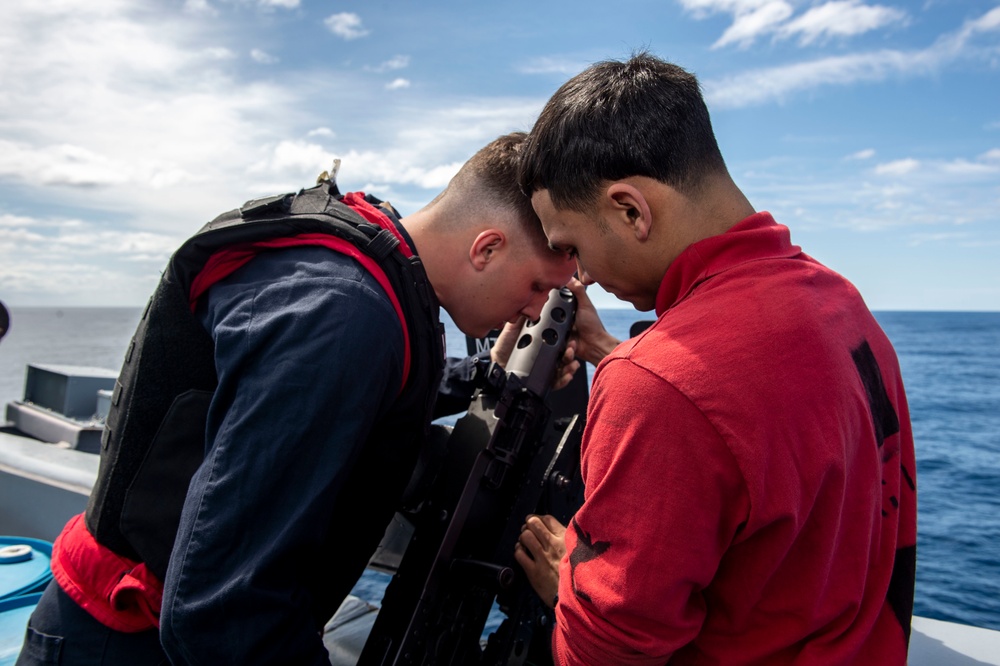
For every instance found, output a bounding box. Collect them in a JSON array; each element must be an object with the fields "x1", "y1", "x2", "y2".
[{"x1": 0, "y1": 0, "x2": 998, "y2": 312}]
